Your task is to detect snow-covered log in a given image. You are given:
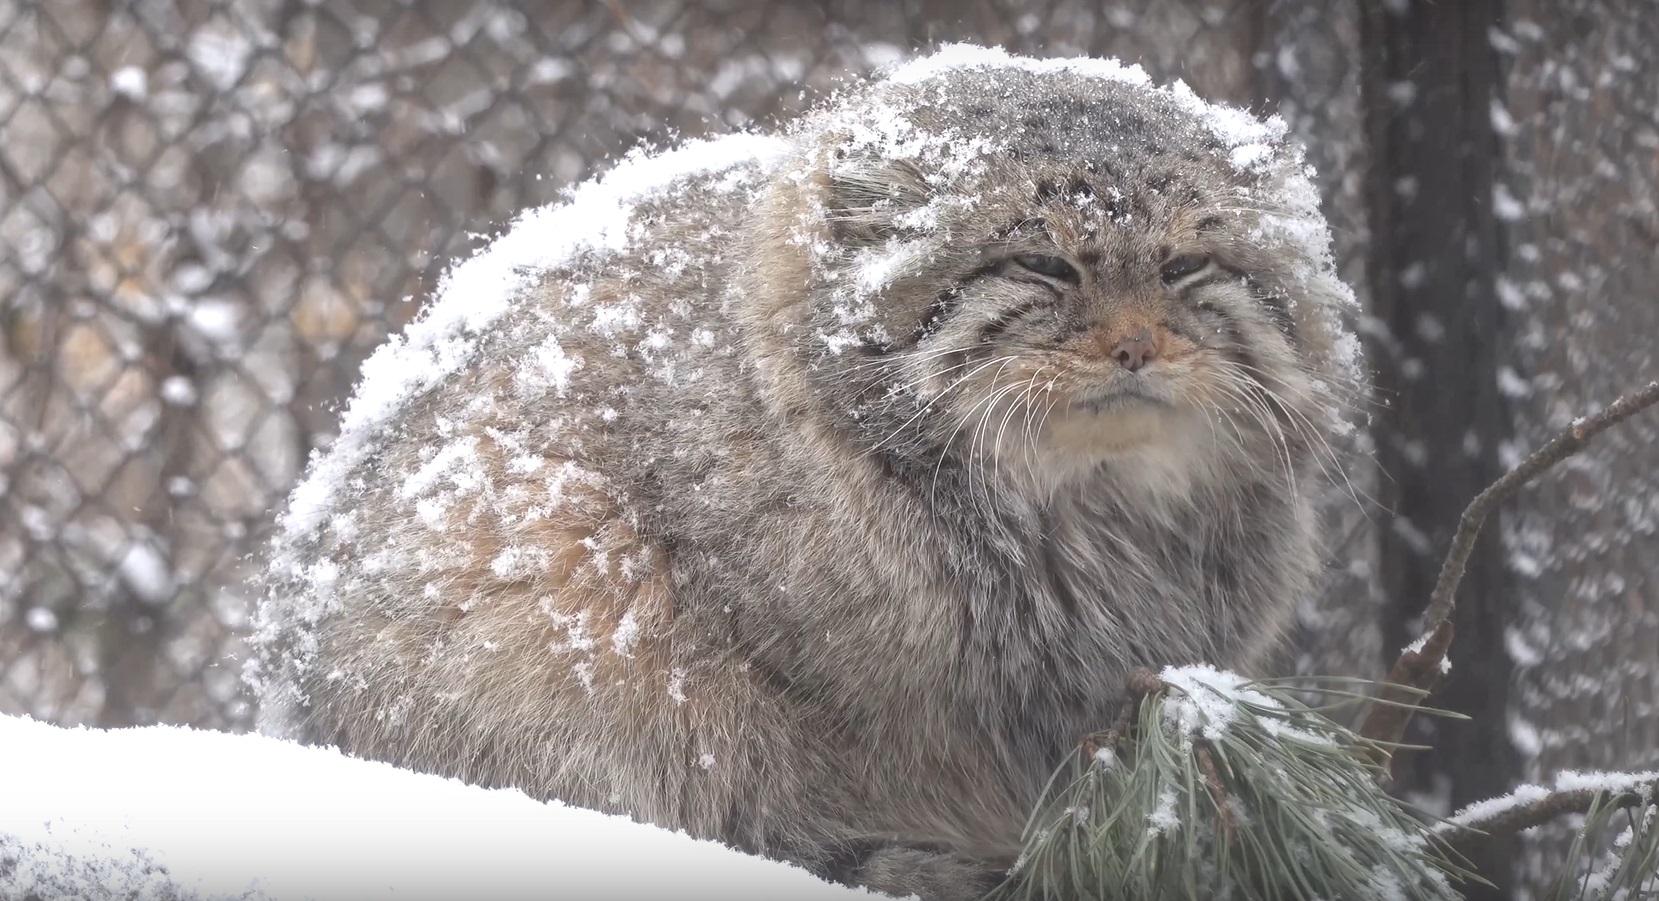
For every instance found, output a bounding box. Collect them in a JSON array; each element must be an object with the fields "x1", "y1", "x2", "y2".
[{"x1": 0, "y1": 715, "x2": 877, "y2": 900}]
